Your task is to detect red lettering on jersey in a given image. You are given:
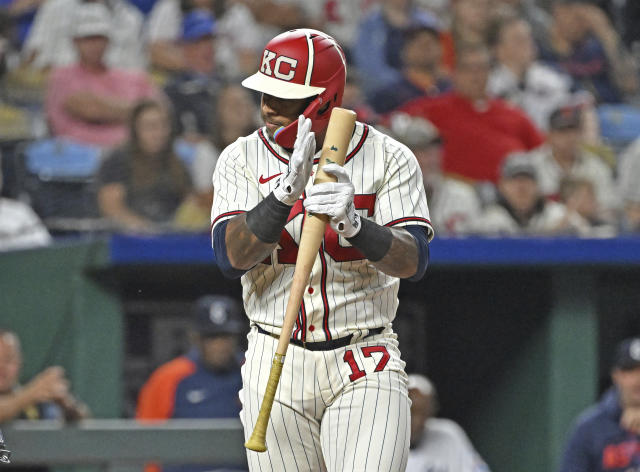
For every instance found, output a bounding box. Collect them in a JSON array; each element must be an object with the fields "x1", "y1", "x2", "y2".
[
  {"x1": 344, "y1": 345, "x2": 390, "y2": 382},
  {"x1": 362, "y1": 346, "x2": 390, "y2": 372},
  {"x1": 322, "y1": 194, "x2": 377, "y2": 262},
  {"x1": 261, "y1": 194, "x2": 377, "y2": 265},
  {"x1": 261, "y1": 200, "x2": 305, "y2": 265},
  {"x1": 344, "y1": 350, "x2": 366, "y2": 382}
]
